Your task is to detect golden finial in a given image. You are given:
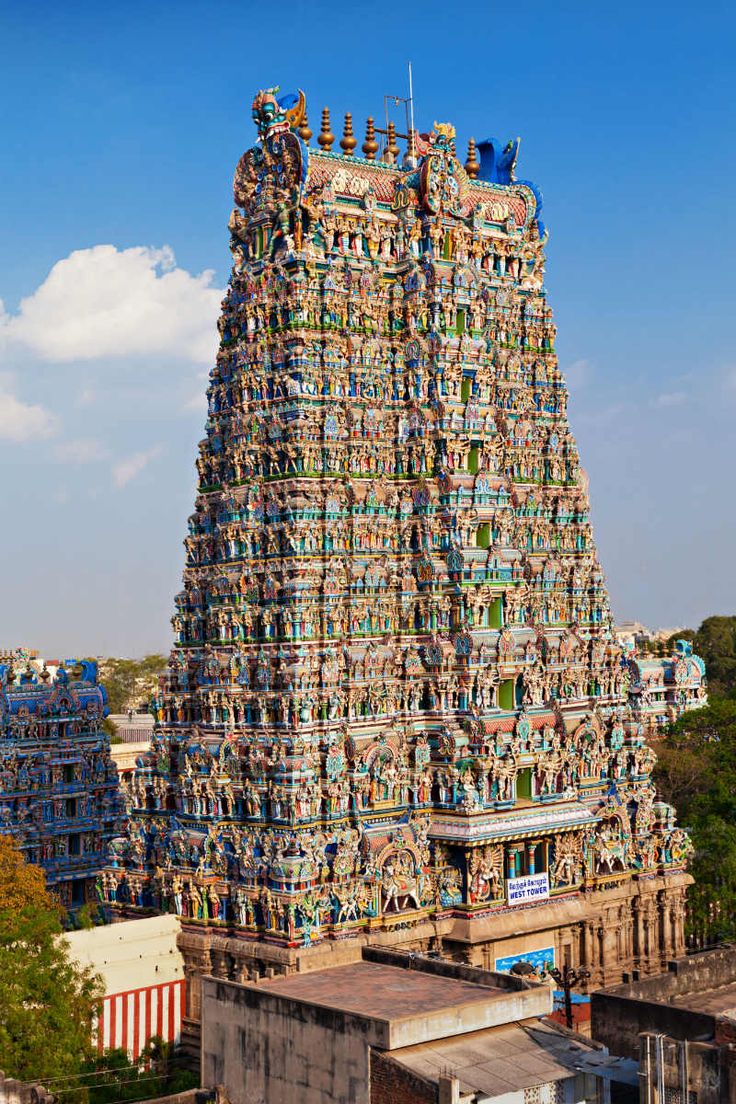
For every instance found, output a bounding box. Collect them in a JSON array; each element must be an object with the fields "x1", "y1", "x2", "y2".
[
  {"x1": 340, "y1": 112, "x2": 357, "y2": 156},
  {"x1": 362, "y1": 116, "x2": 378, "y2": 161},
  {"x1": 298, "y1": 112, "x2": 313, "y2": 144},
  {"x1": 386, "y1": 121, "x2": 400, "y2": 165},
  {"x1": 465, "y1": 137, "x2": 480, "y2": 179},
  {"x1": 318, "y1": 107, "x2": 334, "y2": 151}
]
